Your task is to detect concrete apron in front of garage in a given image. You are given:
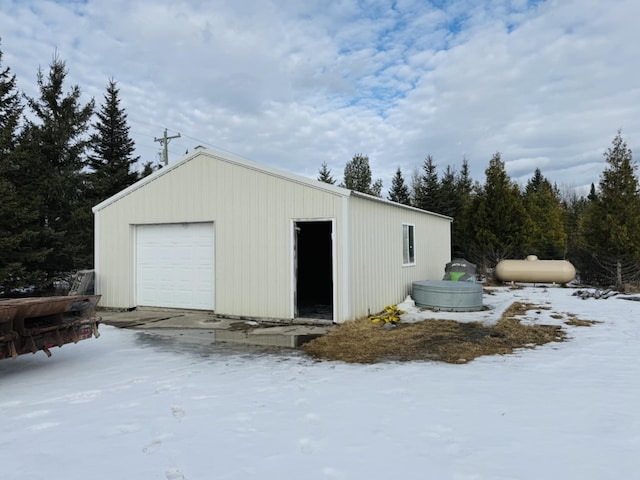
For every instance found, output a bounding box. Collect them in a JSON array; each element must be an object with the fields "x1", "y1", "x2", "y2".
[{"x1": 99, "y1": 308, "x2": 335, "y2": 348}]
